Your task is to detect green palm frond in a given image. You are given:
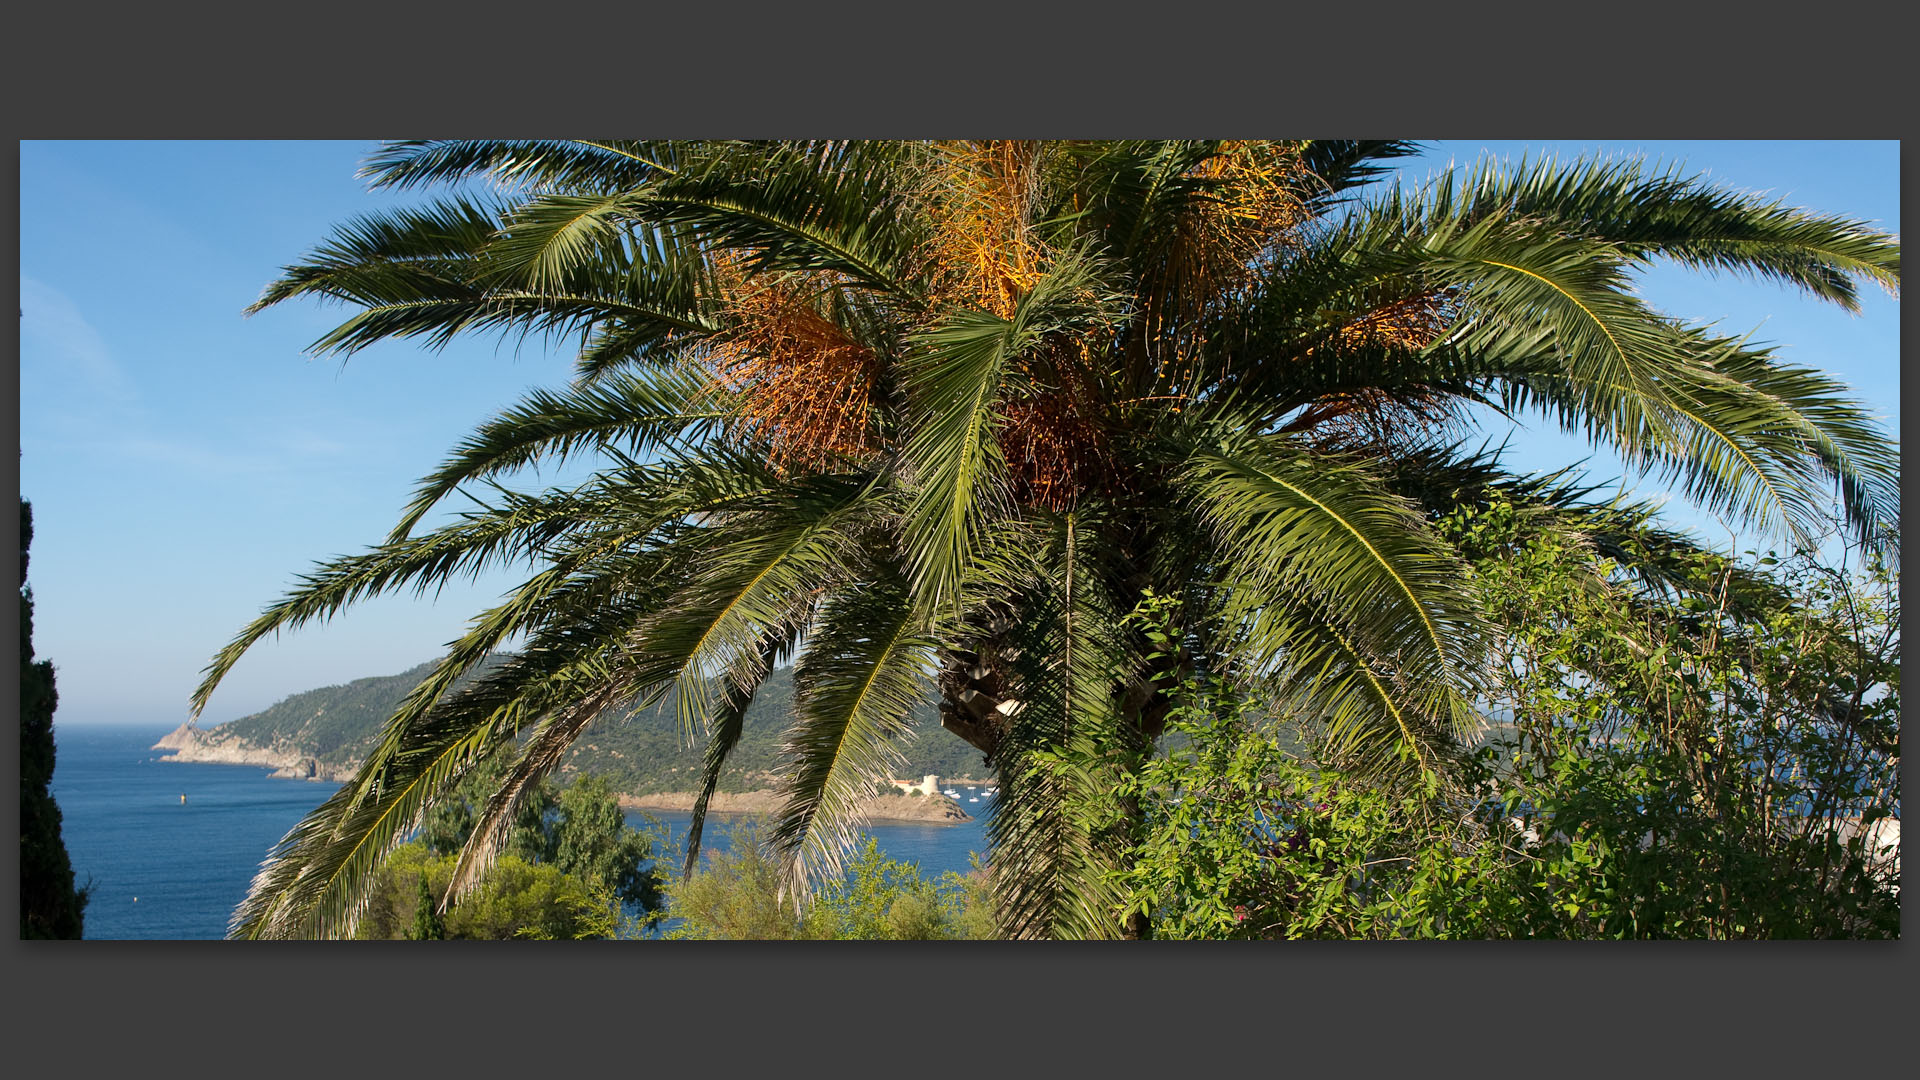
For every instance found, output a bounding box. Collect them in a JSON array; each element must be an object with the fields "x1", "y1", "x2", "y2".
[
  {"x1": 642, "y1": 141, "x2": 923, "y2": 296},
  {"x1": 360, "y1": 139, "x2": 687, "y2": 192},
  {"x1": 266, "y1": 631, "x2": 672, "y2": 938},
  {"x1": 684, "y1": 632, "x2": 795, "y2": 878},
  {"x1": 485, "y1": 190, "x2": 658, "y2": 292},
  {"x1": 769, "y1": 573, "x2": 936, "y2": 899},
  {"x1": 1242, "y1": 592, "x2": 1442, "y2": 777},
  {"x1": 228, "y1": 641, "x2": 627, "y2": 938},
  {"x1": 641, "y1": 472, "x2": 877, "y2": 738},
  {"x1": 1689, "y1": 338, "x2": 1899, "y2": 557},
  {"x1": 251, "y1": 199, "x2": 721, "y2": 362},
  {"x1": 190, "y1": 487, "x2": 605, "y2": 720},
  {"x1": 388, "y1": 363, "x2": 720, "y2": 540},
  {"x1": 1296, "y1": 140, "x2": 1426, "y2": 212},
  {"x1": 981, "y1": 510, "x2": 1139, "y2": 939},
  {"x1": 1072, "y1": 140, "x2": 1228, "y2": 262},
  {"x1": 898, "y1": 307, "x2": 1019, "y2": 612},
  {"x1": 1490, "y1": 324, "x2": 1899, "y2": 554},
  {"x1": 1390, "y1": 220, "x2": 1684, "y2": 430},
  {"x1": 1185, "y1": 437, "x2": 1487, "y2": 766},
  {"x1": 1323, "y1": 179, "x2": 1901, "y2": 552},
  {"x1": 443, "y1": 678, "x2": 630, "y2": 907},
  {"x1": 1446, "y1": 154, "x2": 1900, "y2": 309},
  {"x1": 899, "y1": 251, "x2": 1118, "y2": 611},
  {"x1": 247, "y1": 195, "x2": 506, "y2": 315}
]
